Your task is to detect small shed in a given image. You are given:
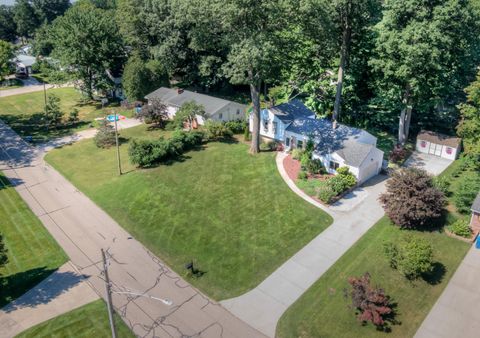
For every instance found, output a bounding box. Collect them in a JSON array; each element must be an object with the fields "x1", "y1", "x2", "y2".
[
  {"x1": 471, "y1": 192, "x2": 480, "y2": 234},
  {"x1": 416, "y1": 130, "x2": 461, "y2": 160}
]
